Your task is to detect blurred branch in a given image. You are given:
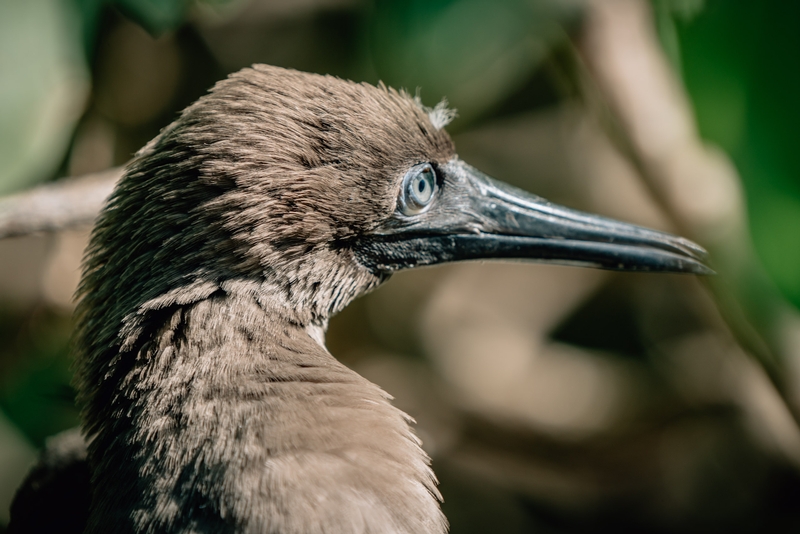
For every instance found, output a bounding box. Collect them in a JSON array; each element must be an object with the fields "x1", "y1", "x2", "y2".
[
  {"x1": 579, "y1": 0, "x2": 743, "y2": 243},
  {"x1": 574, "y1": 0, "x2": 800, "y2": 431},
  {"x1": 0, "y1": 168, "x2": 120, "y2": 239}
]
